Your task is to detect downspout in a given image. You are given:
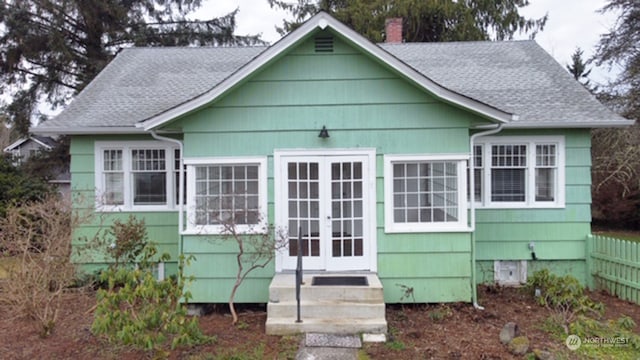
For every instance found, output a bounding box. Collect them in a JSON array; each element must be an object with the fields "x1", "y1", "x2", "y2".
[
  {"x1": 469, "y1": 123, "x2": 503, "y2": 310},
  {"x1": 150, "y1": 131, "x2": 185, "y2": 258}
]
